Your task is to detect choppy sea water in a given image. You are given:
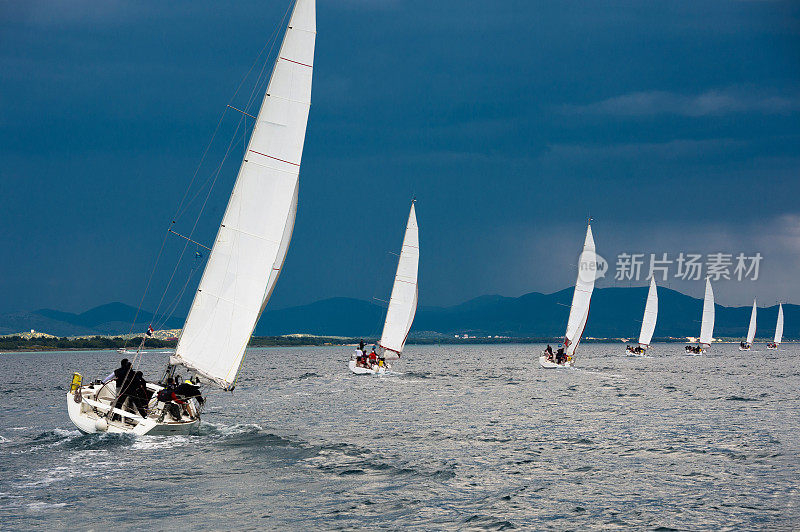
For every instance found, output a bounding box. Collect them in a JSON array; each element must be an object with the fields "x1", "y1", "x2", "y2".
[{"x1": 1, "y1": 343, "x2": 798, "y2": 530}]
